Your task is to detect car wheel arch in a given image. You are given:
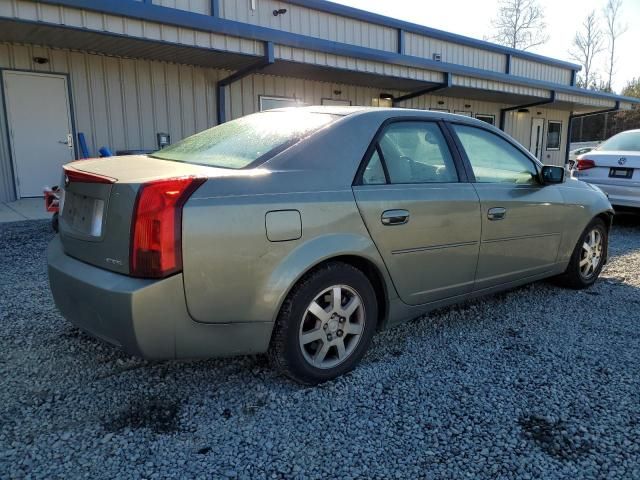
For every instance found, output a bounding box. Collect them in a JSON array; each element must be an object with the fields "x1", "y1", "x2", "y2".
[{"x1": 268, "y1": 251, "x2": 392, "y2": 339}]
